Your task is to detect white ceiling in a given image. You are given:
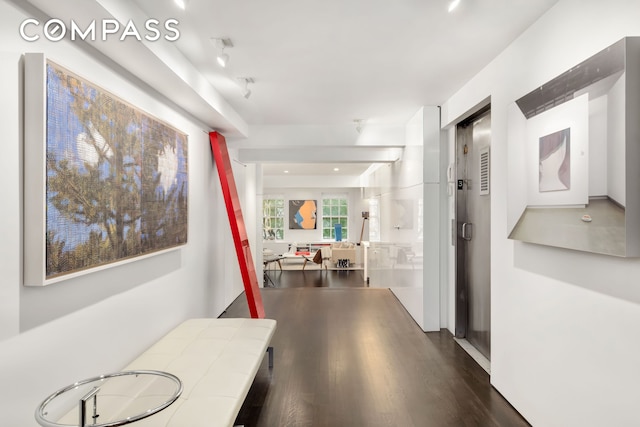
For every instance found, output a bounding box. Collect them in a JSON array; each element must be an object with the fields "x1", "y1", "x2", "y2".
[
  {"x1": 20, "y1": 0, "x2": 561, "y2": 176},
  {"x1": 128, "y1": 0, "x2": 560, "y2": 176},
  {"x1": 261, "y1": 163, "x2": 372, "y2": 177},
  {"x1": 130, "y1": 0, "x2": 560, "y2": 126}
]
